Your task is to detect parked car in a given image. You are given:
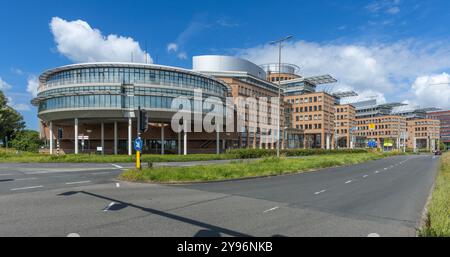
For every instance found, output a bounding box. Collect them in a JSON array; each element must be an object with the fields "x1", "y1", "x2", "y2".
[{"x1": 435, "y1": 150, "x2": 442, "y2": 156}]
